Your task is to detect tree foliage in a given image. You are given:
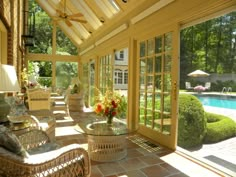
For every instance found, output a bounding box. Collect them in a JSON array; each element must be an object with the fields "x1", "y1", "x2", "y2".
[
  {"x1": 180, "y1": 12, "x2": 236, "y2": 88},
  {"x1": 28, "y1": 0, "x2": 78, "y2": 55}
]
